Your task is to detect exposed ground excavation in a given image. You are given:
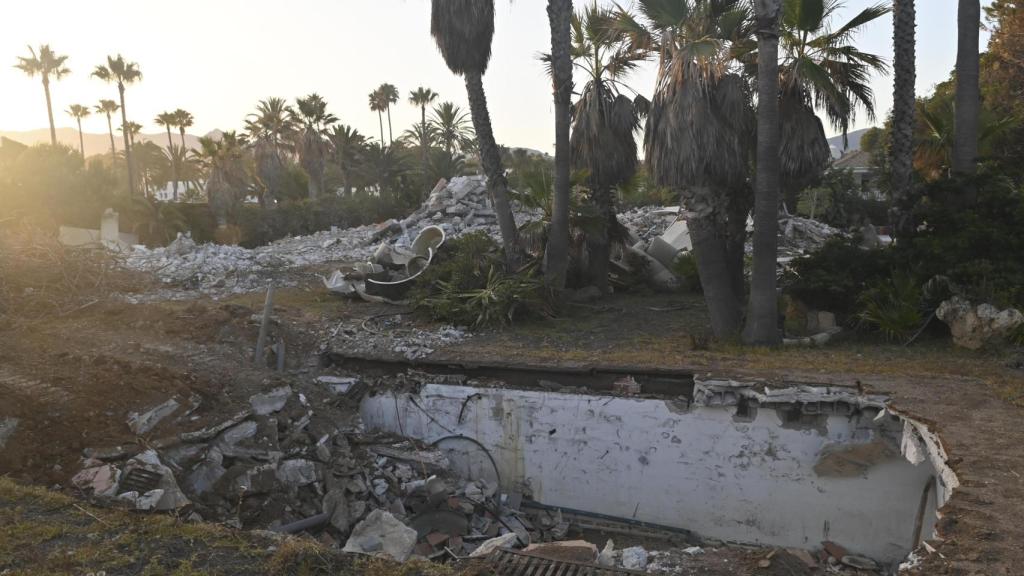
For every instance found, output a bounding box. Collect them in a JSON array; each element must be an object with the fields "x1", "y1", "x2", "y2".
[{"x1": 1, "y1": 181, "x2": 1022, "y2": 576}]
